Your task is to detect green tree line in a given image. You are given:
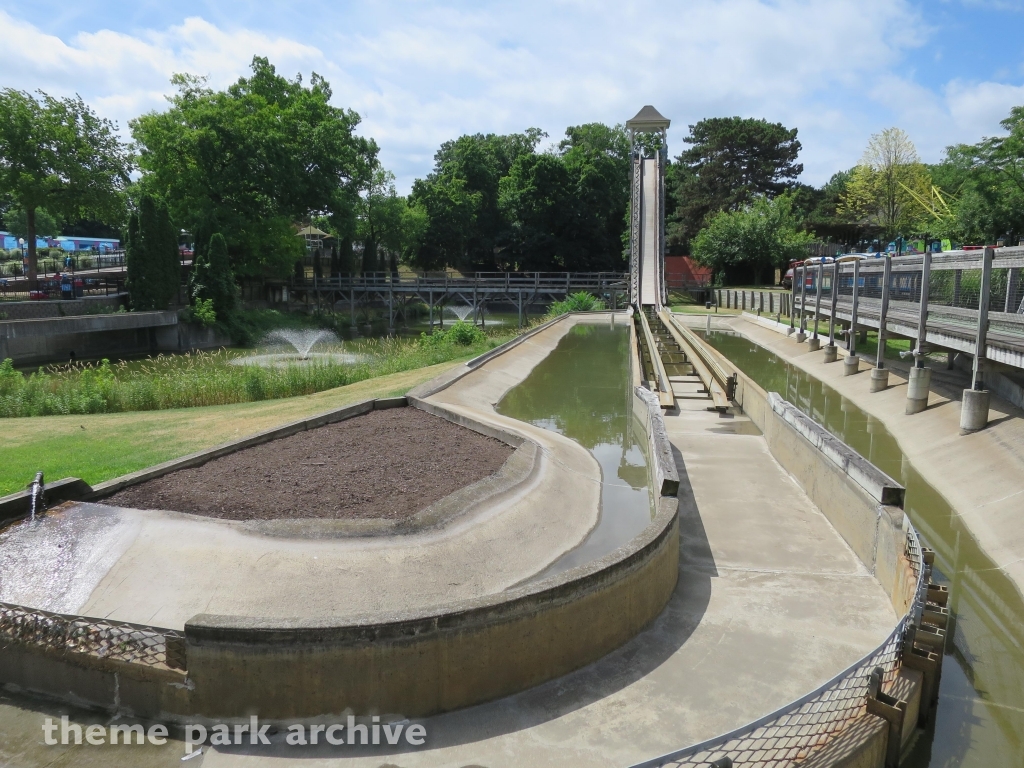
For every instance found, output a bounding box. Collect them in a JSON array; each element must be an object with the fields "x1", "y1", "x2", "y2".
[{"x1": 4, "y1": 53, "x2": 1024, "y2": 302}]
